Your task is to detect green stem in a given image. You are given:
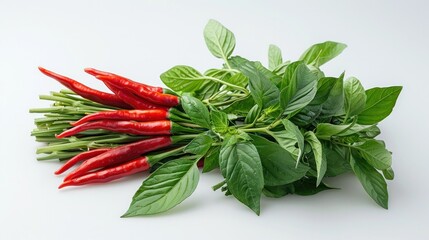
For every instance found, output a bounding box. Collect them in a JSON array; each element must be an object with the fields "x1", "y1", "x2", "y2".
[
  {"x1": 171, "y1": 134, "x2": 199, "y2": 143},
  {"x1": 203, "y1": 76, "x2": 248, "y2": 94},
  {"x1": 212, "y1": 180, "x2": 226, "y2": 191},
  {"x1": 147, "y1": 146, "x2": 186, "y2": 165}
]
